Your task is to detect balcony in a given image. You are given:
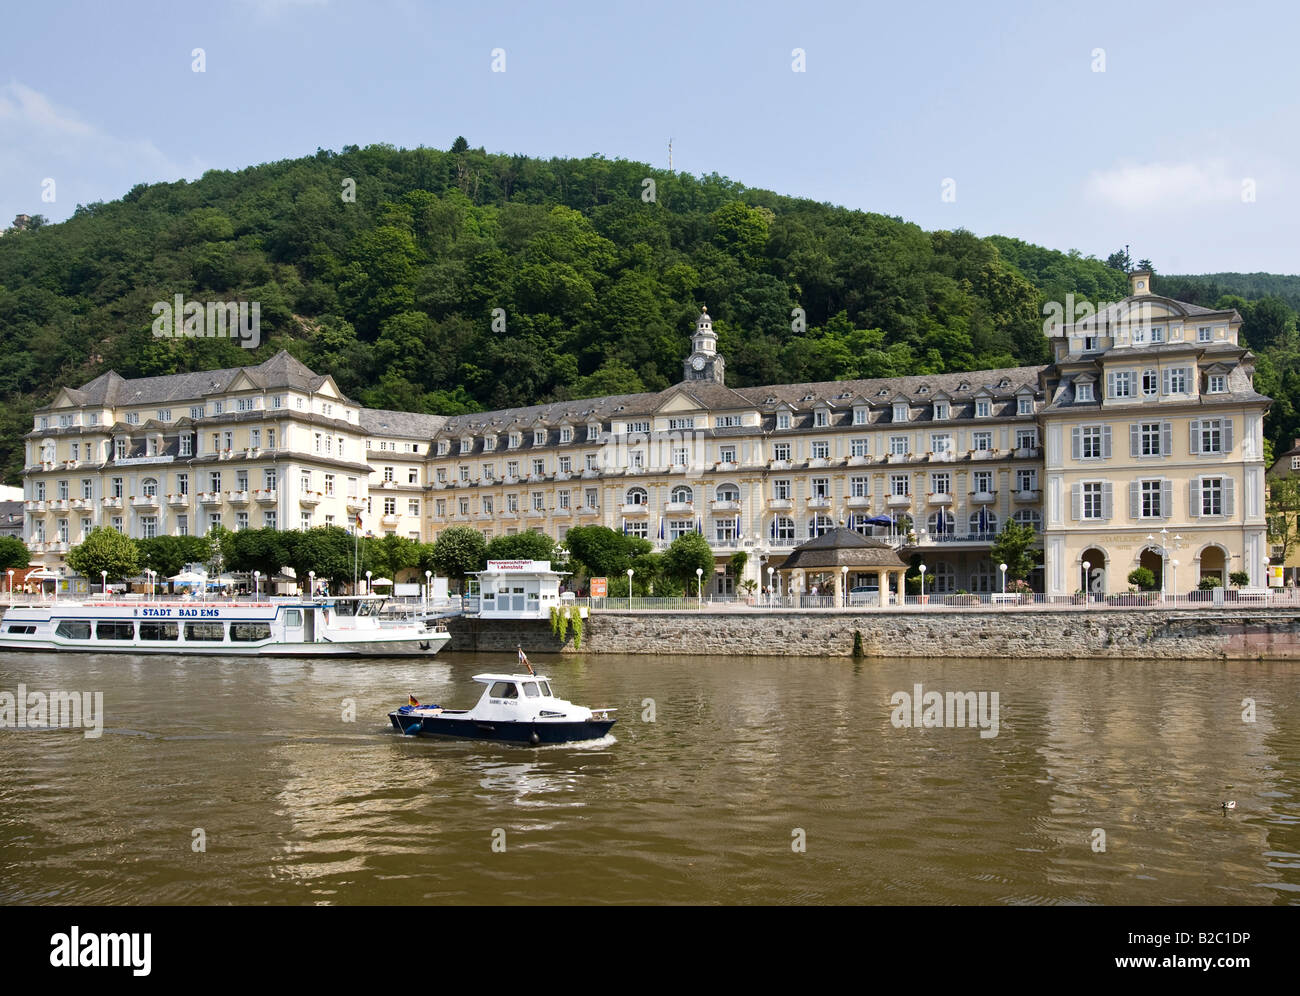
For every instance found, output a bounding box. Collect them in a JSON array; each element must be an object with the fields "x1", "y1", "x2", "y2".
[
  {"x1": 50, "y1": 498, "x2": 70, "y2": 512},
  {"x1": 71, "y1": 497, "x2": 94, "y2": 511},
  {"x1": 554, "y1": 472, "x2": 572, "y2": 482},
  {"x1": 807, "y1": 496, "x2": 832, "y2": 510},
  {"x1": 886, "y1": 494, "x2": 911, "y2": 509},
  {"x1": 130, "y1": 495, "x2": 160, "y2": 510},
  {"x1": 502, "y1": 475, "x2": 521, "y2": 485},
  {"x1": 926, "y1": 450, "x2": 955, "y2": 463},
  {"x1": 524, "y1": 507, "x2": 546, "y2": 519},
  {"x1": 299, "y1": 492, "x2": 321, "y2": 507},
  {"x1": 847, "y1": 454, "x2": 873, "y2": 467},
  {"x1": 102, "y1": 496, "x2": 123, "y2": 510},
  {"x1": 767, "y1": 498, "x2": 793, "y2": 510},
  {"x1": 198, "y1": 491, "x2": 222, "y2": 506},
  {"x1": 847, "y1": 495, "x2": 872, "y2": 508},
  {"x1": 48, "y1": 541, "x2": 68, "y2": 554},
  {"x1": 715, "y1": 461, "x2": 738, "y2": 473},
  {"x1": 578, "y1": 505, "x2": 600, "y2": 516},
  {"x1": 621, "y1": 502, "x2": 650, "y2": 515},
  {"x1": 227, "y1": 490, "x2": 250, "y2": 505},
  {"x1": 24, "y1": 499, "x2": 47, "y2": 512},
  {"x1": 969, "y1": 449, "x2": 999, "y2": 461},
  {"x1": 927, "y1": 492, "x2": 953, "y2": 506},
  {"x1": 770, "y1": 460, "x2": 792, "y2": 471},
  {"x1": 711, "y1": 499, "x2": 741, "y2": 512},
  {"x1": 553, "y1": 505, "x2": 573, "y2": 517},
  {"x1": 346, "y1": 498, "x2": 365, "y2": 512},
  {"x1": 808, "y1": 458, "x2": 833, "y2": 469},
  {"x1": 1014, "y1": 489, "x2": 1041, "y2": 503},
  {"x1": 664, "y1": 501, "x2": 694, "y2": 514},
  {"x1": 167, "y1": 493, "x2": 189, "y2": 507},
  {"x1": 969, "y1": 491, "x2": 997, "y2": 505},
  {"x1": 1013, "y1": 446, "x2": 1041, "y2": 459},
  {"x1": 253, "y1": 488, "x2": 278, "y2": 504},
  {"x1": 499, "y1": 509, "x2": 519, "y2": 519},
  {"x1": 381, "y1": 513, "x2": 400, "y2": 527},
  {"x1": 581, "y1": 468, "x2": 601, "y2": 479}
]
